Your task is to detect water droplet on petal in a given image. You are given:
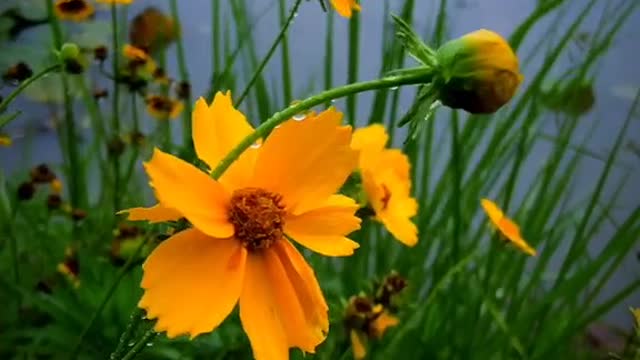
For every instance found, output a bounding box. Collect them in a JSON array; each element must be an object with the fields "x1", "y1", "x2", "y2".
[
  {"x1": 250, "y1": 142, "x2": 261, "y2": 149},
  {"x1": 292, "y1": 113, "x2": 306, "y2": 121}
]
